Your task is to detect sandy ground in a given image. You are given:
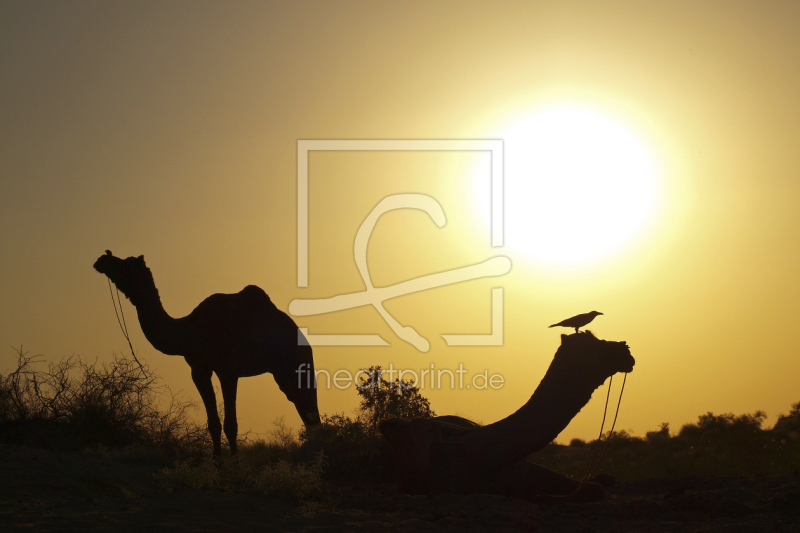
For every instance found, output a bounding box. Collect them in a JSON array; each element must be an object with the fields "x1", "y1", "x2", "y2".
[{"x1": 1, "y1": 444, "x2": 799, "y2": 532}]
